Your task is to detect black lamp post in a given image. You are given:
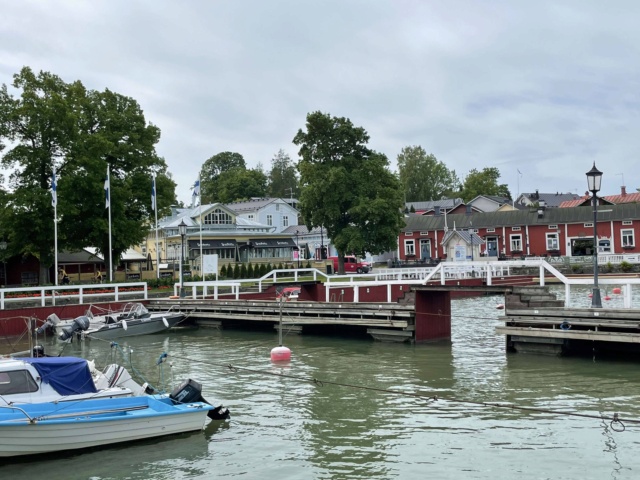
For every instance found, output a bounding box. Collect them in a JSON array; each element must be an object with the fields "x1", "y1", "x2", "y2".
[
  {"x1": 294, "y1": 231, "x2": 300, "y2": 268},
  {"x1": 586, "y1": 163, "x2": 603, "y2": 308},
  {"x1": 178, "y1": 220, "x2": 187, "y2": 298}
]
